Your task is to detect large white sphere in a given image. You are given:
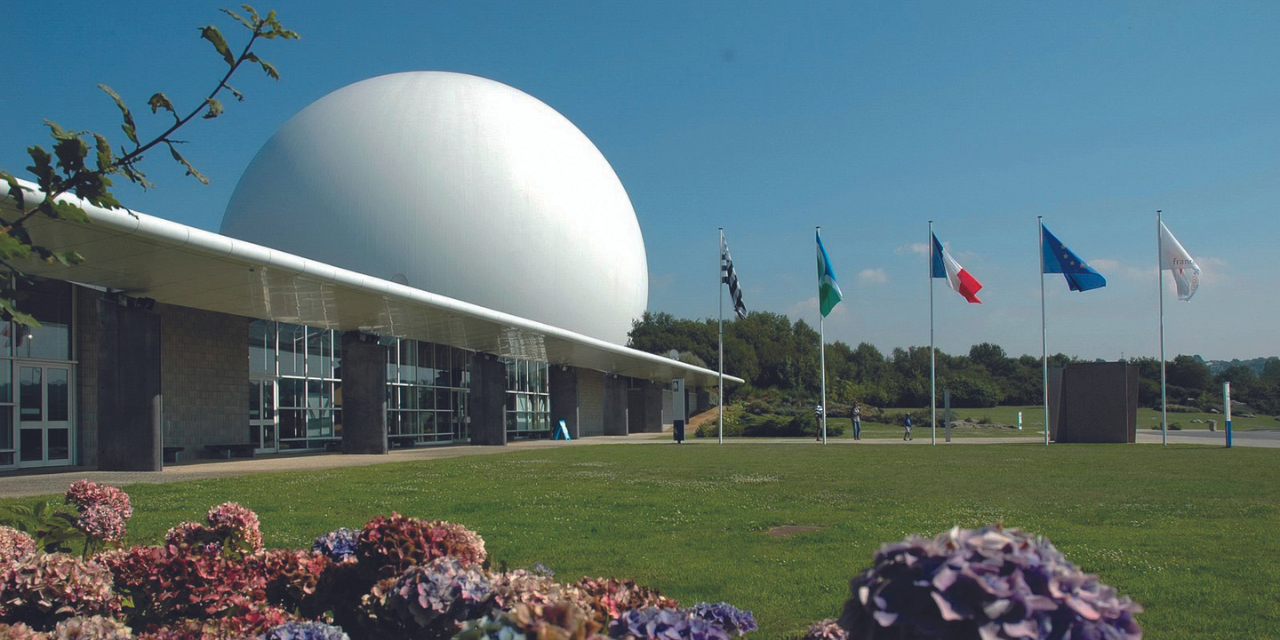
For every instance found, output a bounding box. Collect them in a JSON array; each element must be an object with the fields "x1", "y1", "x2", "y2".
[{"x1": 221, "y1": 71, "x2": 648, "y2": 345}]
